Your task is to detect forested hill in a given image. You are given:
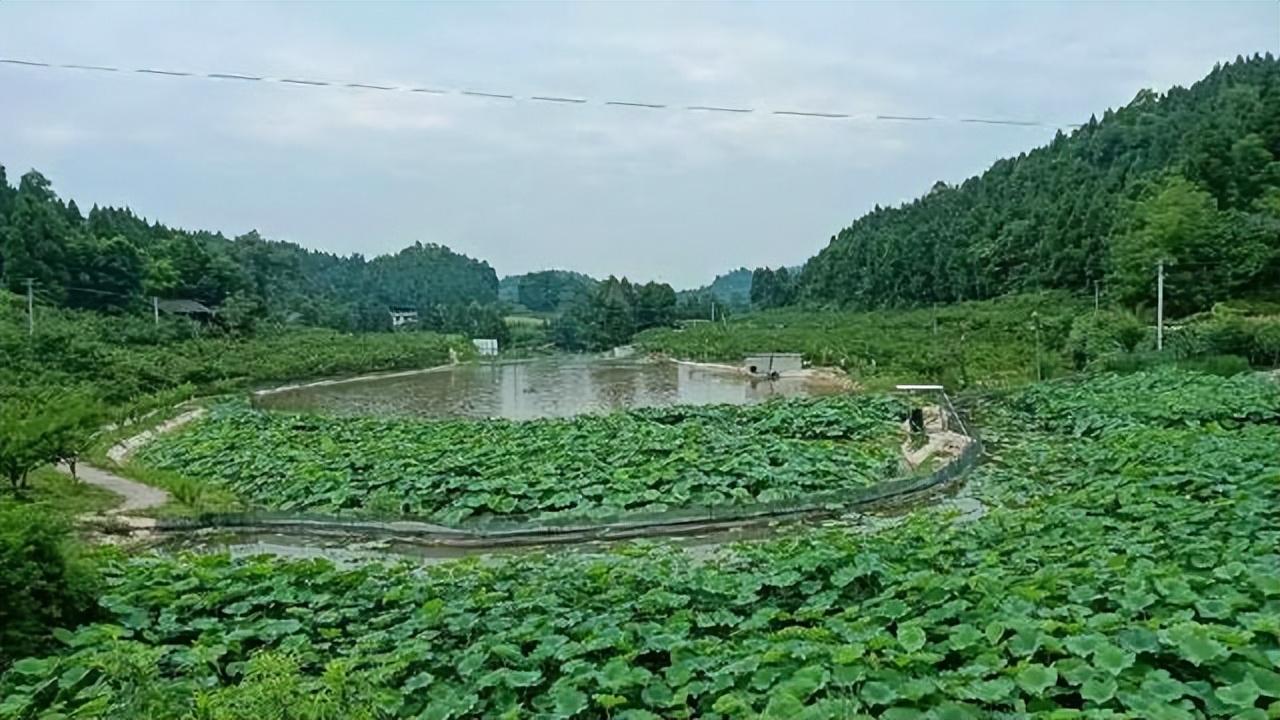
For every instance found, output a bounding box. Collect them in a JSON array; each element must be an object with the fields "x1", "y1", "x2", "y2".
[
  {"x1": 0, "y1": 168, "x2": 497, "y2": 331},
  {"x1": 801, "y1": 53, "x2": 1280, "y2": 316}
]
